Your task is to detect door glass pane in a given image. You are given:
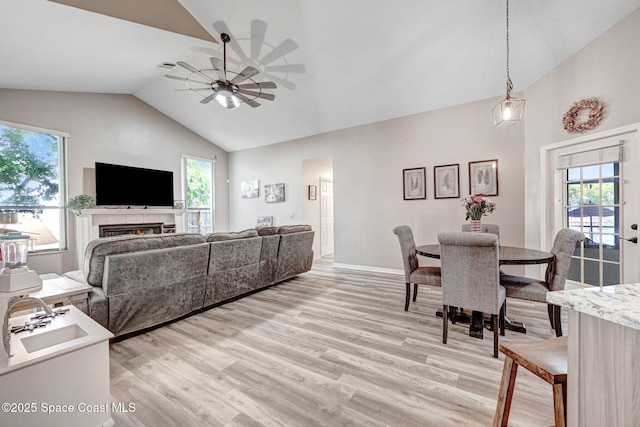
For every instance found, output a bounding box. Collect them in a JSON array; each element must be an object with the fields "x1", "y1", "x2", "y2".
[
  {"x1": 603, "y1": 262, "x2": 620, "y2": 285},
  {"x1": 582, "y1": 165, "x2": 600, "y2": 180},
  {"x1": 567, "y1": 183, "x2": 581, "y2": 206},
  {"x1": 601, "y1": 163, "x2": 615, "y2": 178},
  {"x1": 567, "y1": 167, "x2": 581, "y2": 181},
  {"x1": 583, "y1": 259, "x2": 600, "y2": 285}
]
